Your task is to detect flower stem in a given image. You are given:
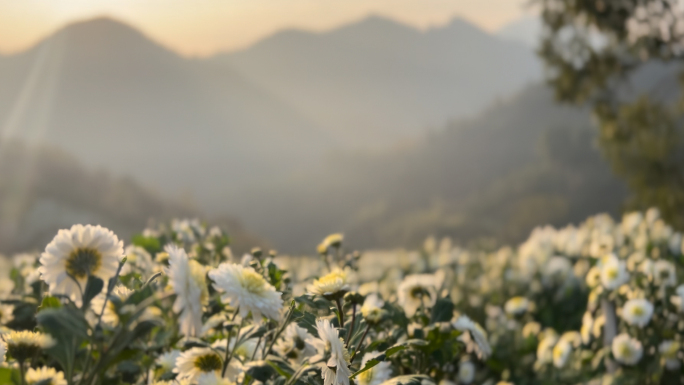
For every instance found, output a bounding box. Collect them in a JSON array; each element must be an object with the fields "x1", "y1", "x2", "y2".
[
  {"x1": 19, "y1": 361, "x2": 26, "y2": 385},
  {"x1": 335, "y1": 298, "x2": 345, "y2": 330},
  {"x1": 349, "y1": 323, "x2": 372, "y2": 363},
  {"x1": 223, "y1": 317, "x2": 244, "y2": 377},
  {"x1": 345, "y1": 305, "x2": 356, "y2": 348}
]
